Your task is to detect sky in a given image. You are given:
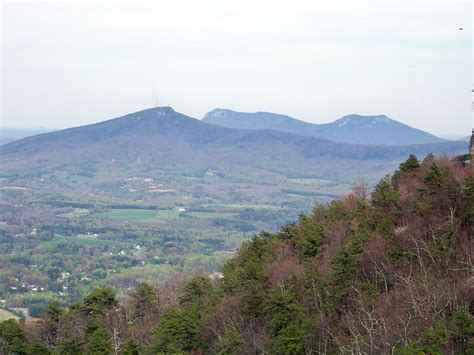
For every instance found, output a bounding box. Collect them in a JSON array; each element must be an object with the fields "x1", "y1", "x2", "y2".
[{"x1": 1, "y1": 0, "x2": 472, "y2": 136}]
